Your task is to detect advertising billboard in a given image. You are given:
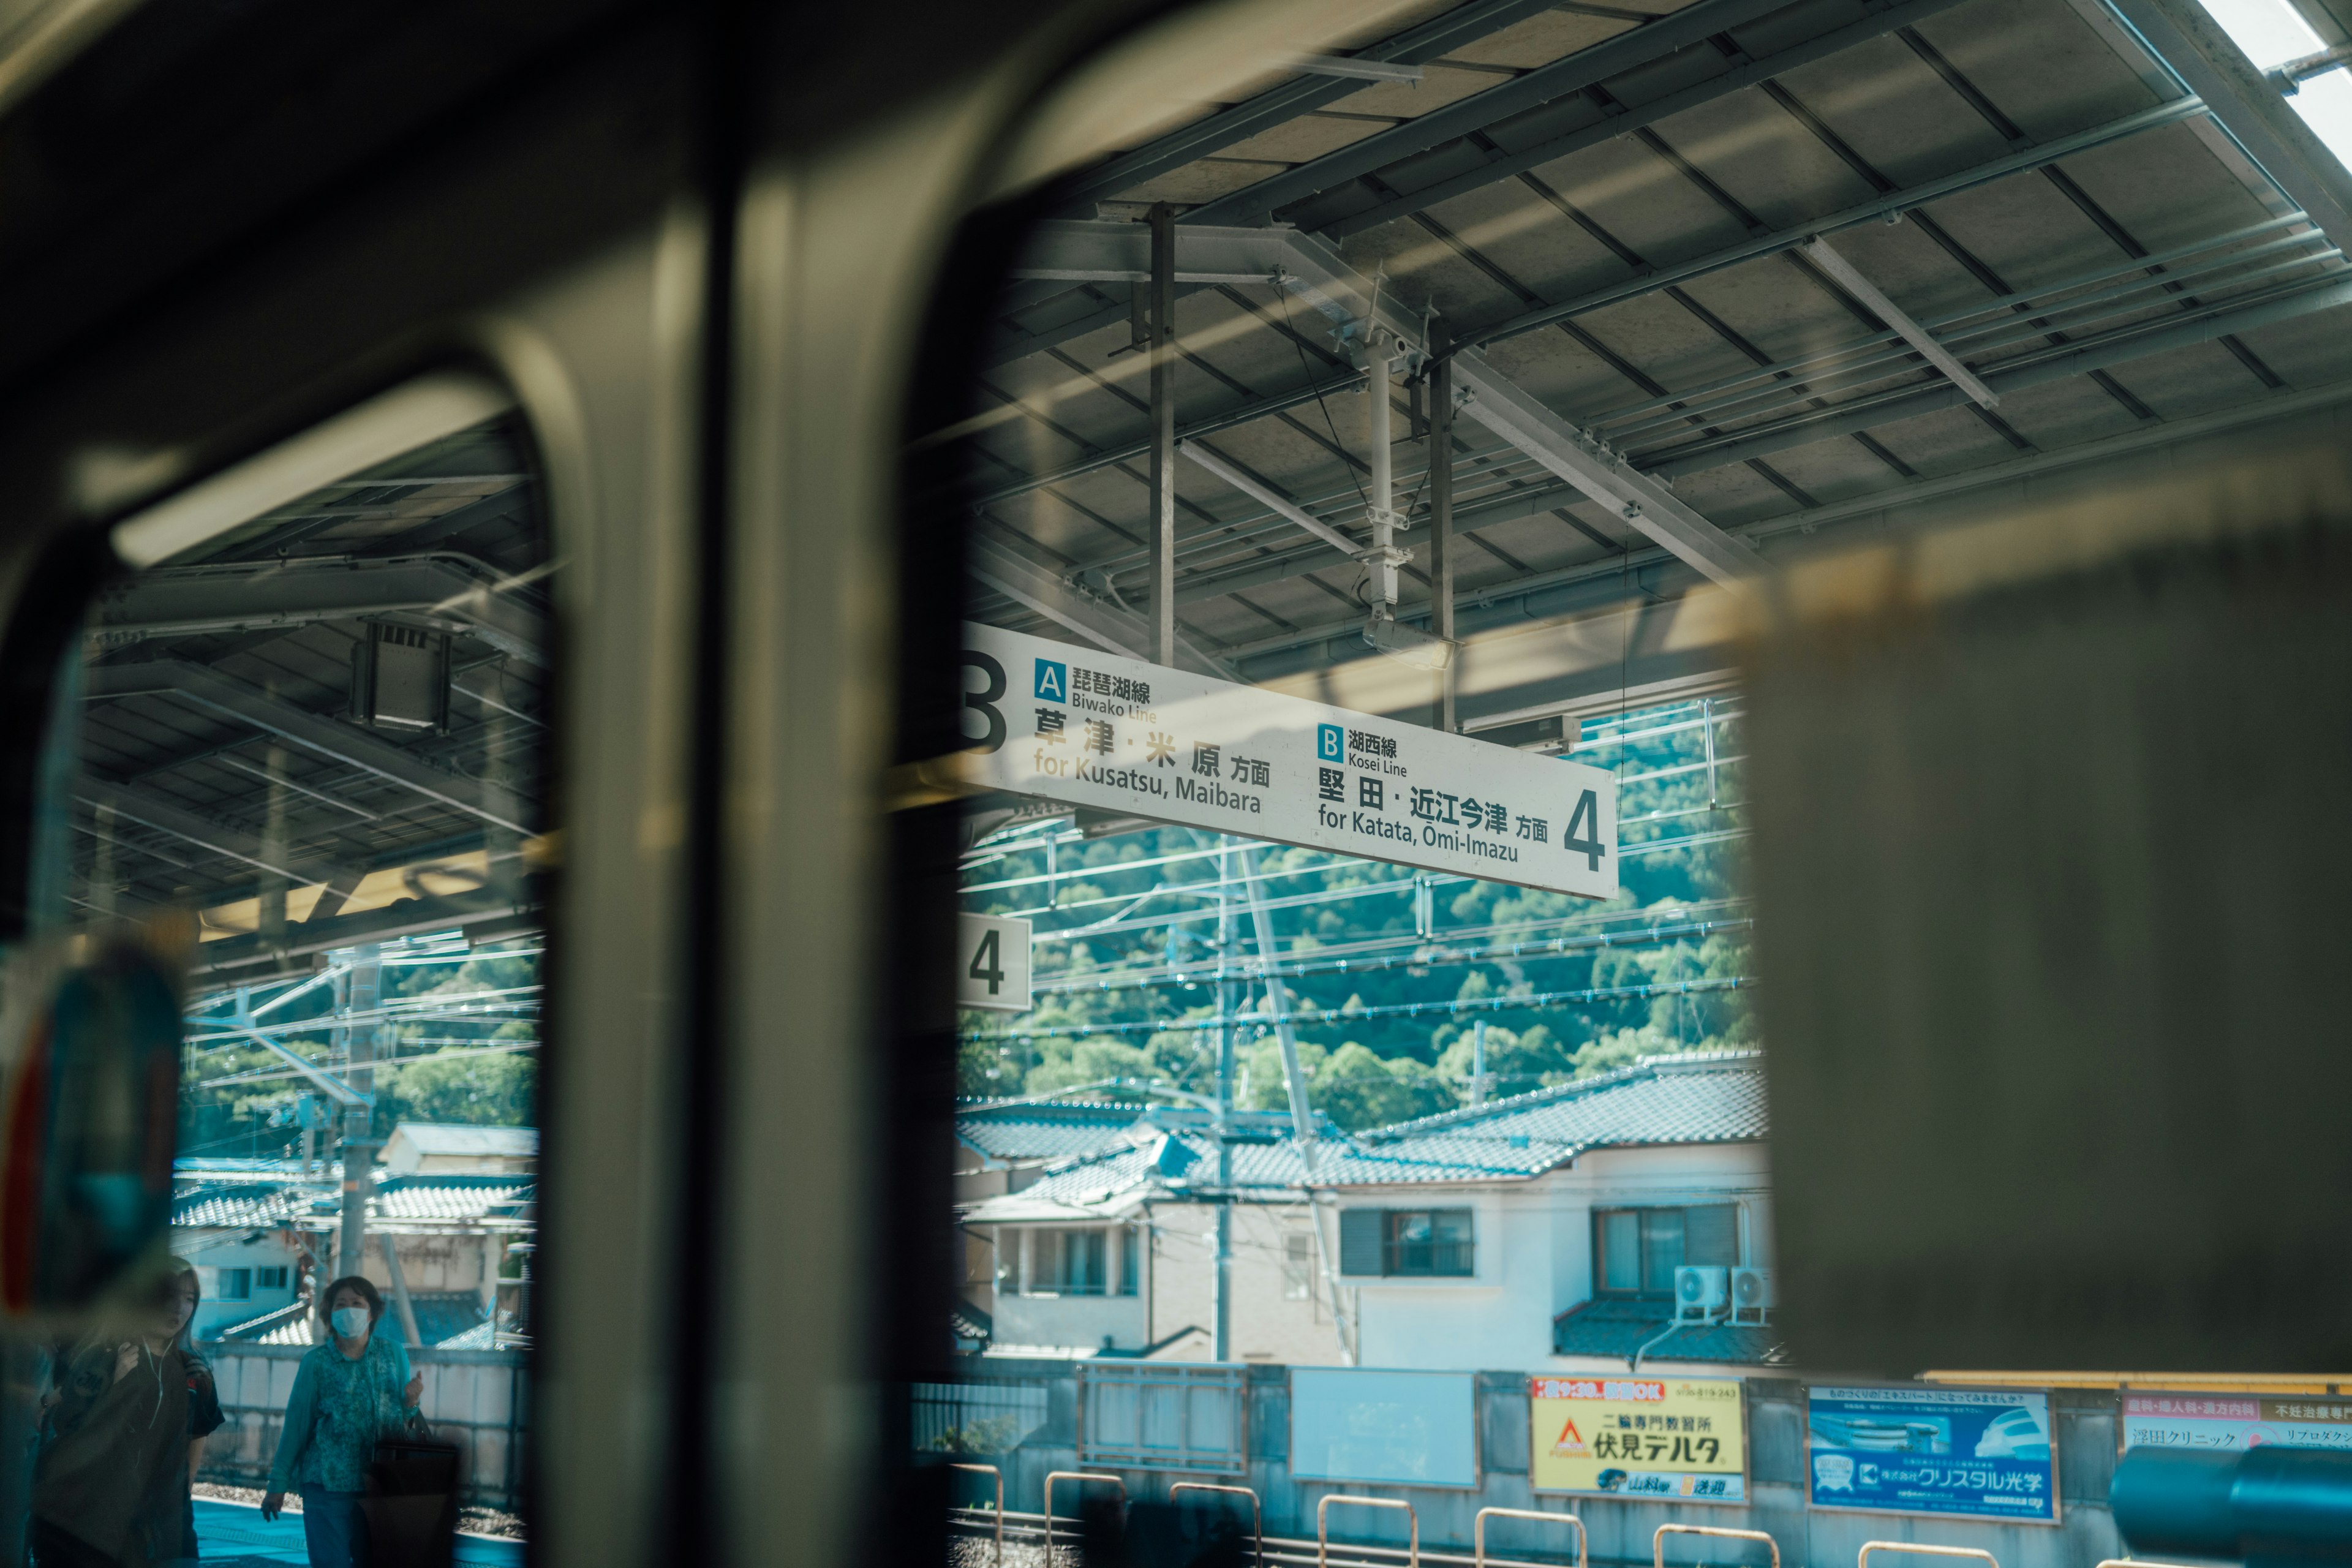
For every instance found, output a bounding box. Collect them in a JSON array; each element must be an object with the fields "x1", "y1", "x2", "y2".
[
  {"x1": 1806, "y1": 1385, "x2": 2059, "y2": 1523},
  {"x1": 2122, "y1": 1392, "x2": 2352, "y2": 1453},
  {"x1": 1531, "y1": 1375, "x2": 1746, "y2": 1502}
]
